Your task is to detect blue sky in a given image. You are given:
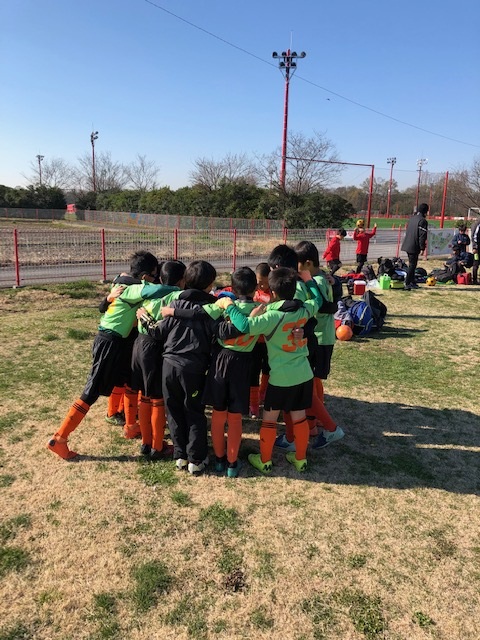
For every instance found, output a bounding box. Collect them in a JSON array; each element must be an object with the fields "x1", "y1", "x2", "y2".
[{"x1": 1, "y1": 0, "x2": 479, "y2": 191}]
